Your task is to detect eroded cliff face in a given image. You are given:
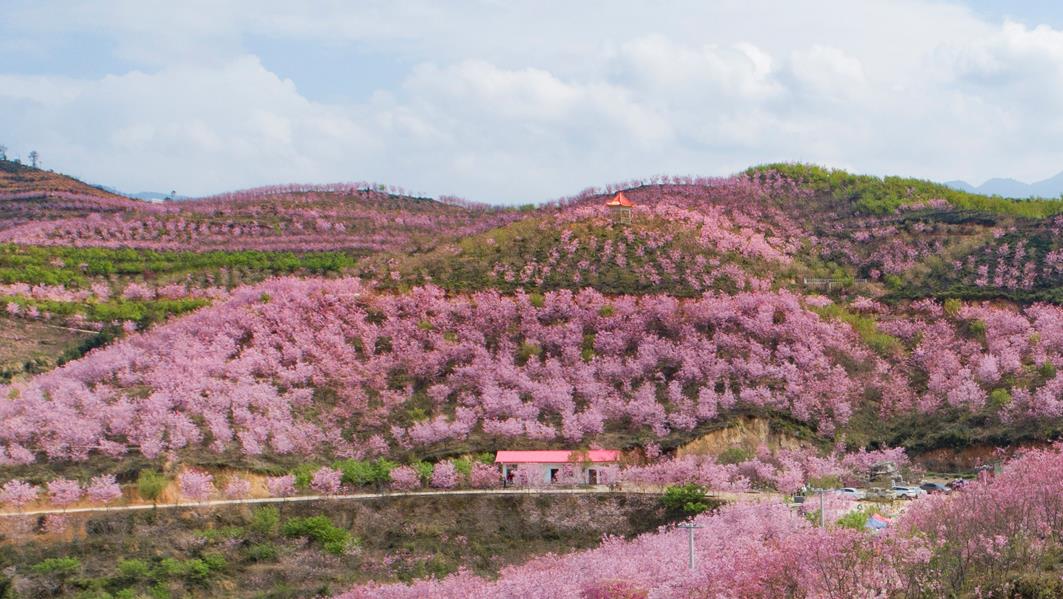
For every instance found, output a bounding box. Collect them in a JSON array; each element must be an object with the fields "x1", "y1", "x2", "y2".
[{"x1": 676, "y1": 416, "x2": 815, "y2": 459}]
